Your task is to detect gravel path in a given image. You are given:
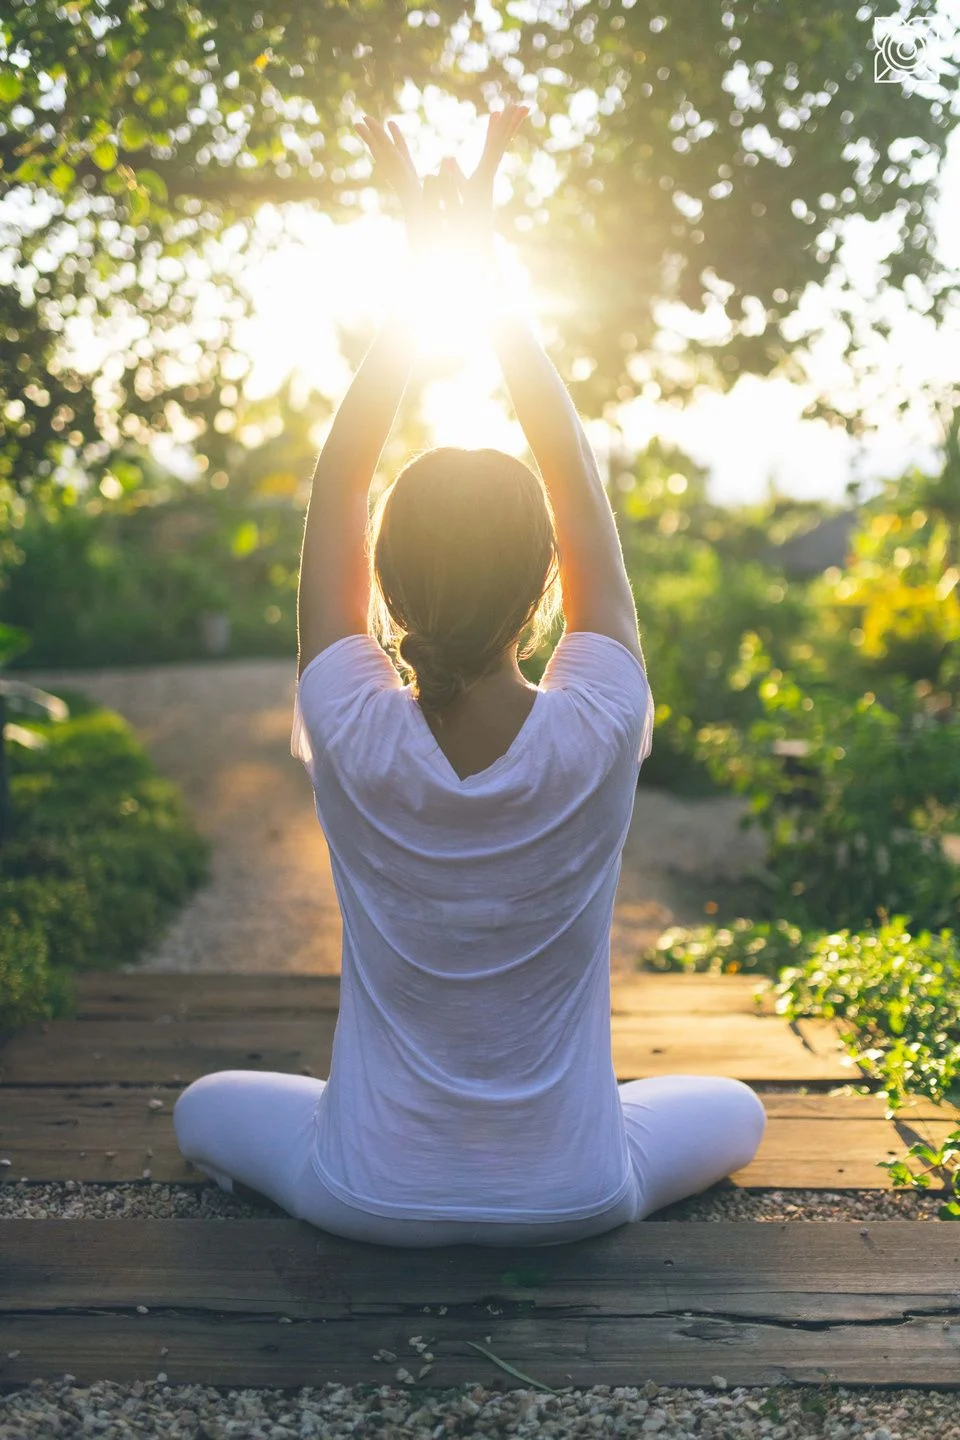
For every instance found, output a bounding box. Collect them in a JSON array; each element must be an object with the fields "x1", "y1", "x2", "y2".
[
  {"x1": 5, "y1": 1377, "x2": 960, "y2": 1440},
  {"x1": 0, "y1": 1178, "x2": 946, "y2": 1223},
  {"x1": 9, "y1": 659, "x2": 946, "y2": 1432}
]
